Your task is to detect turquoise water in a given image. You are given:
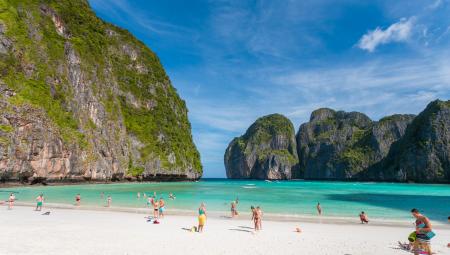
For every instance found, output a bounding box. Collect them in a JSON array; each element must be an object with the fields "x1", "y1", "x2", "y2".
[{"x1": 1, "y1": 179, "x2": 449, "y2": 221}]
